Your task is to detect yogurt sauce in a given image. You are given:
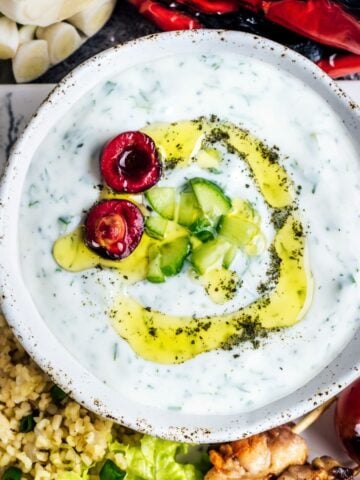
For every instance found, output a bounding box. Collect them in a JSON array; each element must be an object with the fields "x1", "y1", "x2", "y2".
[{"x1": 19, "y1": 52, "x2": 360, "y2": 415}]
